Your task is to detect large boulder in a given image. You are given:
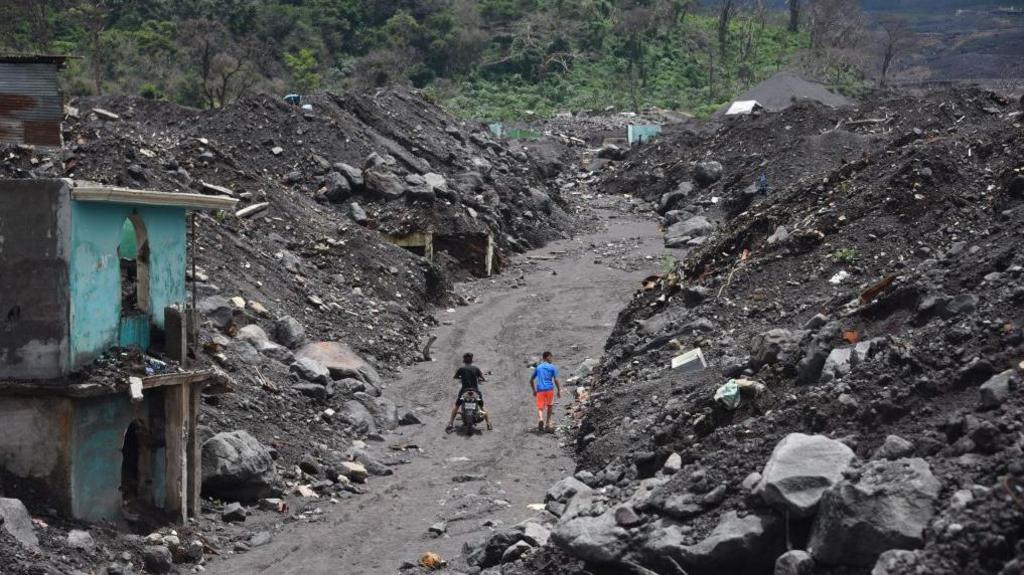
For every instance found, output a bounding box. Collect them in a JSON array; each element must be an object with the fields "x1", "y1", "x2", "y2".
[
  {"x1": 273, "y1": 315, "x2": 306, "y2": 349},
  {"x1": 339, "y1": 400, "x2": 377, "y2": 434},
  {"x1": 665, "y1": 216, "x2": 714, "y2": 248},
  {"x1": 756, "y1": 433, "x2": 857, "y2": 518},
  {"x1": 0, "y1": 498, "x2": 38, "y2": 549},
  {"x1": 201, "y1": 431, "x2": 277, "y2": 500},
  {"x1": 551, "y1": 490, "x2": 630, "y2": 565},
  {"x1": 809, "y1": 458, "x2": 941, "y2": 566},
  {"x1": 333, "y1": 162, "x2": 364, "y2": 189},
  {"x1": 979, "y1": 369, "x2": 1016, "y2": 410},
  {"x1": 641, "y1": 511, "x2": 783, "y2": 575},
  {"x1": 294, "y1": 341, "x2": 381, "y2": 386},
  {"x1": 363, "y1": 170, "x2": 406, "y2": 200},
  {"x1": 750, "y1": 329, "x2": 807, "y2": 370},
  {"x1": 290, "y1": 357, "x2": 330, "y2": 385},
  {"x1": 694, "y1": 161, "x2": 723, "y2": 186}
]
